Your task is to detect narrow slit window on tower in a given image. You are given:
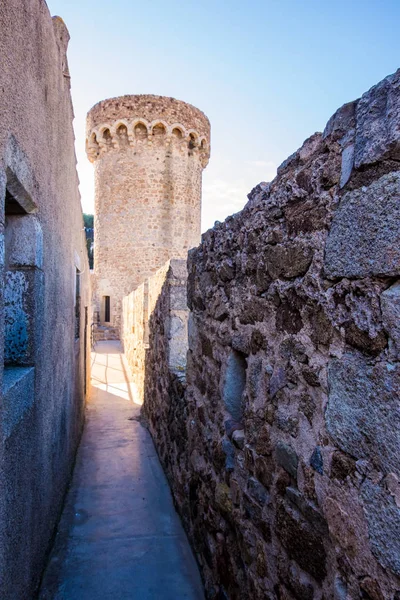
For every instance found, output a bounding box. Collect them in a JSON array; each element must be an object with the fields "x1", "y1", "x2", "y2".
[{"x1": 104, "y1": 296, "x2": 110, "y2": 323}]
